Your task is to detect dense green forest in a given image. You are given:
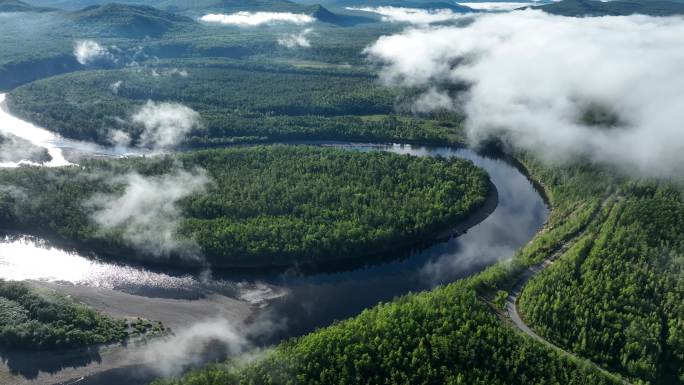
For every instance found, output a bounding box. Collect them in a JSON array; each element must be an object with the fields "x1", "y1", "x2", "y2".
[
  {"x1": 519, "y1": 183, "x2": 684, "y2": 383},
  {"x1": 0, "y1": 146, "x2": 490, "y2": 267},
  {"x1": 151, "y1": 157, "x2": 637, "y2": 385},
  {"x1": 0, "y1": 0, "x2": 56, "y2": 12},
  {"x1": 2, "y1": 1, "x2": 683, "y2": 383},
  {"x1": 153, "y1": 278, "x2": 620, "y2": 385},
  {"x1": 67, "y1": 3, "x2": 197, "y2": 38},
  {"x1": 0, "y1": 280, "x2": 127, "y2": 350},
  {"x1": 6, "y1": 64, "x2": 464, "y2": 146},
  {"x1": 150, "y1": 153, "x2": 683, "y2": 385}
]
